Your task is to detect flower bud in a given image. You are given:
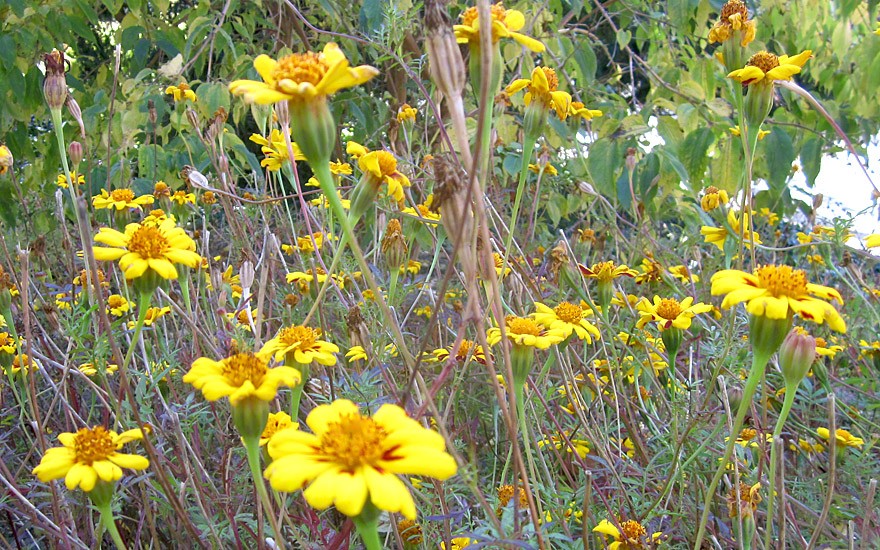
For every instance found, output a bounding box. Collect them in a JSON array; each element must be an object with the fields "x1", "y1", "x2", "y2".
[
  {"x1": 289, "y1": 99, "x2": 336, "y2": 165},
  {"x1": 68, "y1": 141, "x2": 83, "y2": 168},
  {"x1": 779, "y1": 328, "x2": 816, "y2": 388},
  {"x1": 148, "y1": 99, "x2": 157, "y2": 126},
  {"x1": 381, "y1": 219, "x2": 408, "y2": 271},
  {"x1": 748, "y1": 313, "x2": 791, "y2": 361},
  {"x1": 66, "y1": 96, "x2": 85, "y2": 137},
  {"x1": 232, "y1": 395, "x2": 269, "y2": 441},
  {"x1": 42, "y1": 50, "x2": 68, "y2": 112},
  {"x1": 425, "y1": 0, "x2": 466, "y2": 99}
]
